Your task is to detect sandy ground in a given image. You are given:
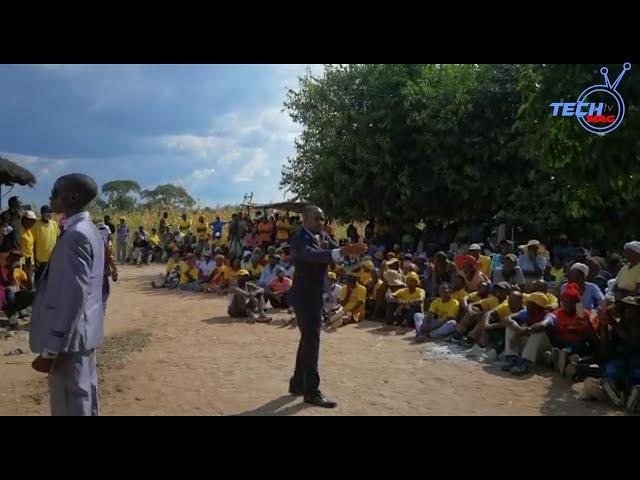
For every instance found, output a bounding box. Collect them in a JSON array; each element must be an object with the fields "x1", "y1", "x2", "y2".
[{"x1": 0, "y1": 265, "x2": 621, "y2": 416}]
